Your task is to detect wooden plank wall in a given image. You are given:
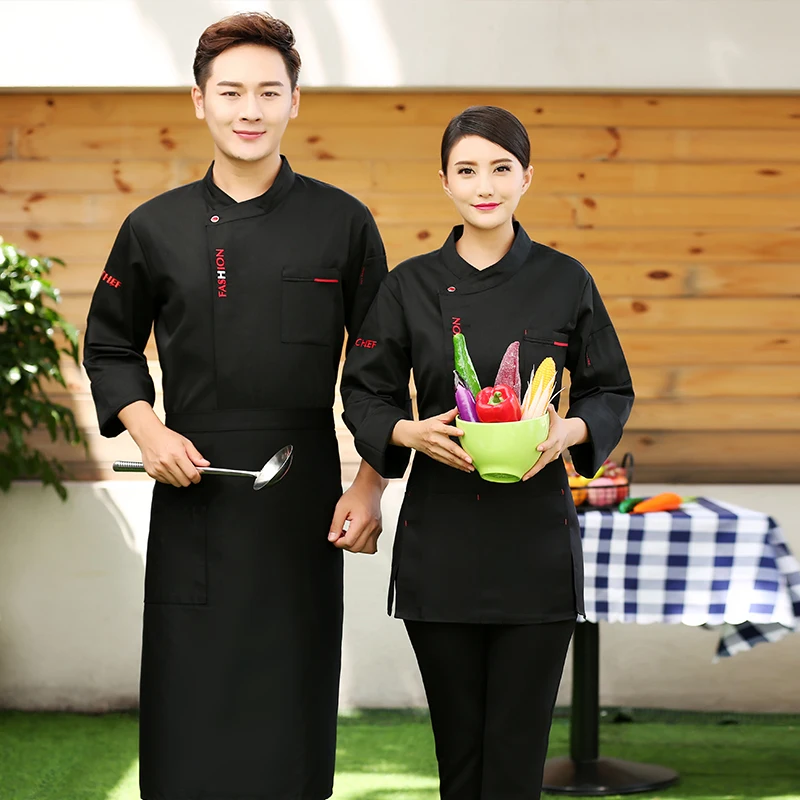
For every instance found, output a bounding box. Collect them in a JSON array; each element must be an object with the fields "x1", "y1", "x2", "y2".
[{"x1": 1, "y1": 92, "x2": 799, "y2": 483}]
